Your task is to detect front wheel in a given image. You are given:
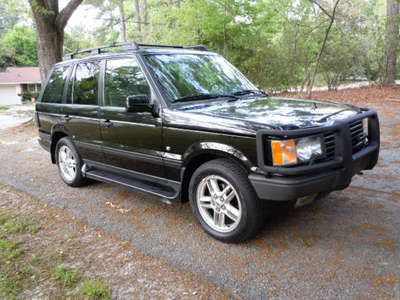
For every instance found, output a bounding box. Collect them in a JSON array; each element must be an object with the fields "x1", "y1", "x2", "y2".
[{"x1": 189, "y1": 159, "x2": 264, "y2": 243}]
